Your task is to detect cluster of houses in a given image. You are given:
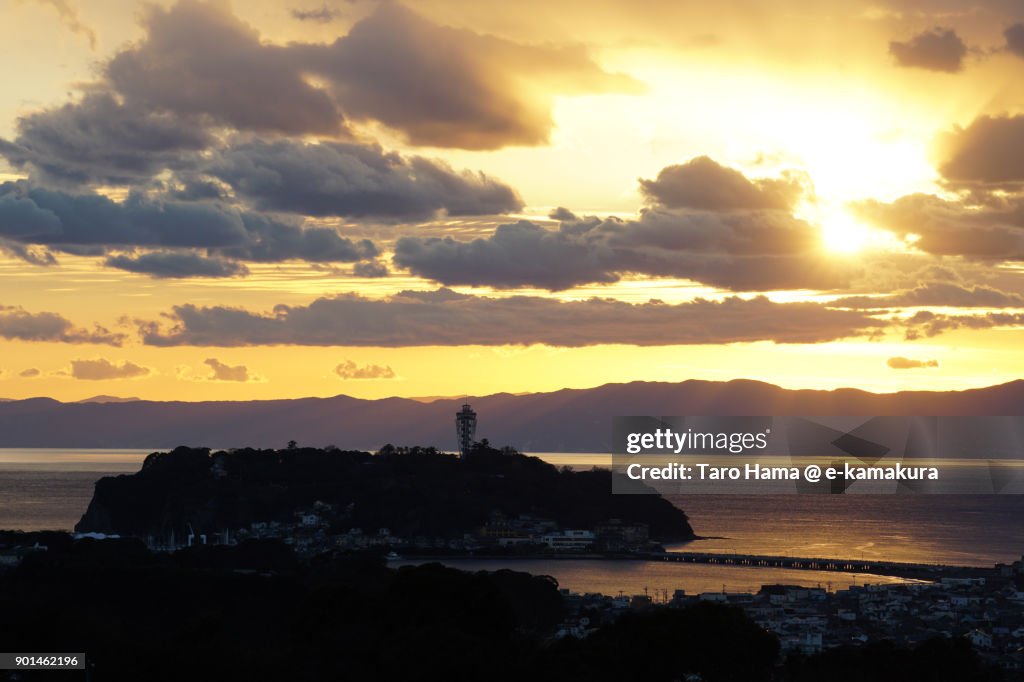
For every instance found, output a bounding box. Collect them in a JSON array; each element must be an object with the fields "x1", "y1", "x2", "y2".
[
  {"x1": 554, "y1": 558, "x2": 1024, "y2": 671},
  {"x1": 220, "y1": 507, "x2": 655, "y2": 557}
]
